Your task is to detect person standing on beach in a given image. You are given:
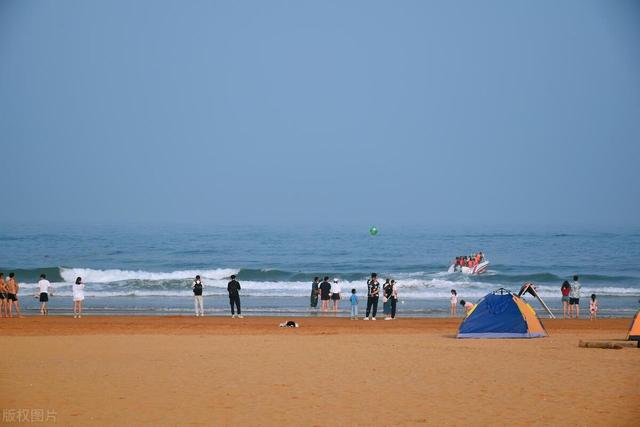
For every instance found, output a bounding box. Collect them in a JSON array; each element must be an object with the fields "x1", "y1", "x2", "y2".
[
  {"x1": 37, "y1": 273, "x2": 52, "y2": 316},
  {"x1": 450, "y1": 289, "x2": 458, "y2": 317},
  {"x1": 0, "y1": 273, "x2": 7, "y2": 317},
  {"x1": 72, "y1": 276, "x2": 85, "y2": 318},
  {"x1": 390, "y1": 279, "x2": 398, "y2": 320},
  {"x1": 331, "y1": 278, "x2": 342, "y2": 312},
  {"x1": 192, "y1": 275, "x2": 204, "y2": 317},
  {"x1": 6, "y1": 272, "x2": 21, "y2": 317},
  {"x1": 350, "y1": 289, "x2": 358, "y2": 320},
  {"x1": 589, "y1": 293, "x2": 598, "y2": 320},
  {"x1": 560, "y1": 281, "x2": 571, "y2": 319},
  {"x1": 310, "y1": 277, "x2": 320, "y2": 309},
  {"x1": 364, "y1": 273, "x2": 380, "y2": 320},
  {"x1": 570, "y1": 275, "x2": 581, "y2": 319},
  {"x1": 319, "y1": 276, "x2": 331, "y2": 312},
  {"x1": 228, "y1": 274, "x2": 243, "y2": 318},
  {"x1": 382, "y1": 279, "x2": 392, "y2": 320}
]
